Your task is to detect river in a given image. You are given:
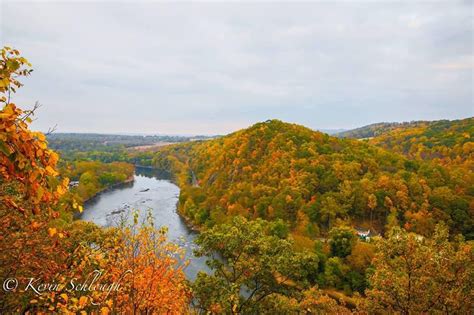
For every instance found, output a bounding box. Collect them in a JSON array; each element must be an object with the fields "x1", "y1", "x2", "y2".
[{"x1": 79, "y1": 167, "x2": 210, "y2": 280}]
